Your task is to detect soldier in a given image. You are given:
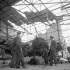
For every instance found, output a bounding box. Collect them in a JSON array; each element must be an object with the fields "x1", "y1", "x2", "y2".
[
  {"x1": 49, "y1": 36, "x2": 57, "y2": 66},
  {"x1": 10, "y1": 31, "x2": 26, "y2": 68}
]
